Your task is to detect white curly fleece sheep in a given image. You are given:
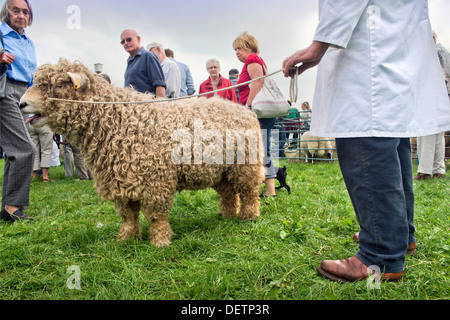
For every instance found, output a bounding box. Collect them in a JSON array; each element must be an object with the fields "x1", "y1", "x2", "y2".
[{"x1": 20, "y1": 59, "x2": 265, "y2": 247}]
